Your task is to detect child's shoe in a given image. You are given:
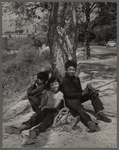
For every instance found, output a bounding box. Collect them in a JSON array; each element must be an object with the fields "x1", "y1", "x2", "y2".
[
  {"x1": 29, "y1": 129, "x2": 39, "y2": 139},
  {"x1": 97, "y1": 112, "x2": 111, "y2": 123},
  {"x1": 87, "y1": 121, "x2": 100, "y2": 132},
  {"x1": 5, "y1": 126, "x2": 21, "y2": 135}
]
